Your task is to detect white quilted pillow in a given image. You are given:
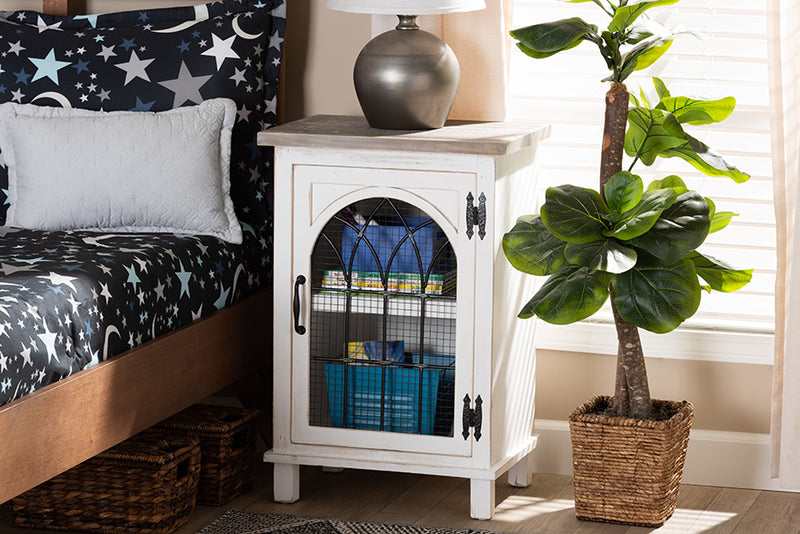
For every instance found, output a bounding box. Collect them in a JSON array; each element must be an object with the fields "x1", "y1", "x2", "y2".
[{"x1": 0, "y1": 99, "x2": 242, "y2": 244}]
